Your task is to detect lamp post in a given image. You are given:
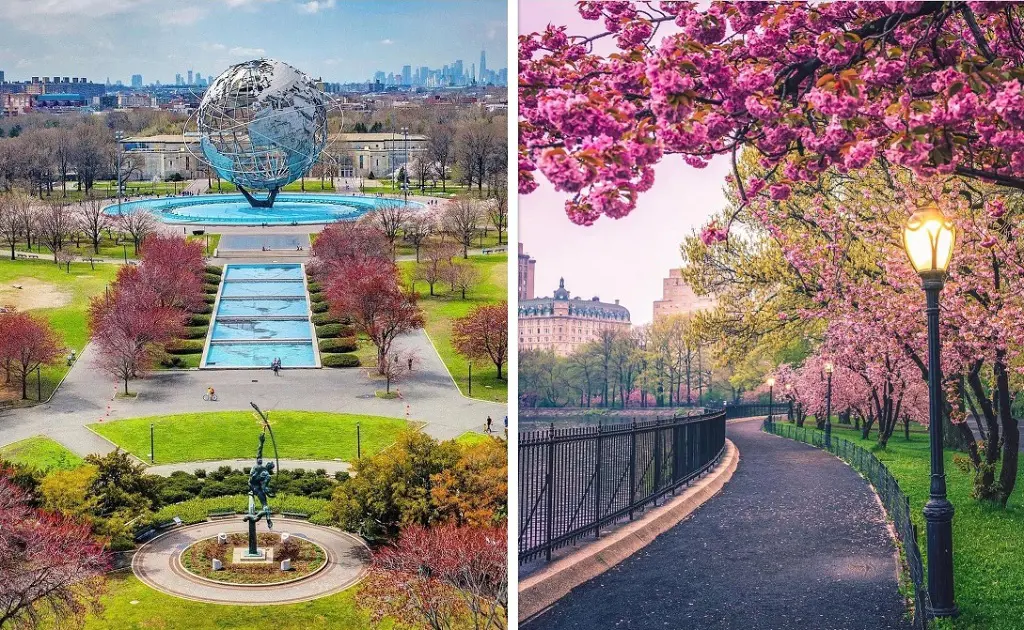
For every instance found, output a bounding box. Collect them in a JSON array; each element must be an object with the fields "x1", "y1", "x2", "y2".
[
  {"x1": 824, "y1": 362, "x2": 834, "y2": 450},
  {"x1": 114, "y1": 131, "x2": 124, "y2": 213},
  {"x1": 785, "y1": 383, "x2": 793, "y2": 422},
  {"x1": 401, "y1": 126, "x2": 409, "y2": 203},
  {"x1": 767, "y1": 376, "x2": 775, "y2": 423},
  {"x1": 903, "y1": 202, "x2": 958, "y2": 618}
]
